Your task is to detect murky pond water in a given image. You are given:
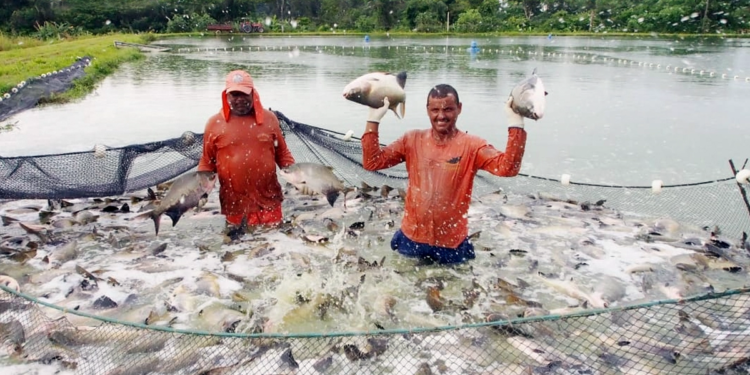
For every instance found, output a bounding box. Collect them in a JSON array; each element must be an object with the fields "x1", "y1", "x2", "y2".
[
  {"x1": 2, "y1": 35, "x2": 750, "y2": 375},
  {"x1": 1, "y1": 35, "x2": 749, "y2": 185}
]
